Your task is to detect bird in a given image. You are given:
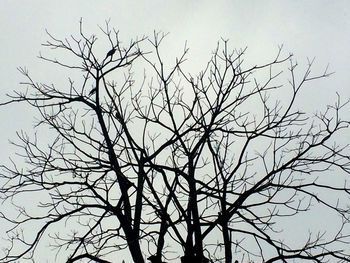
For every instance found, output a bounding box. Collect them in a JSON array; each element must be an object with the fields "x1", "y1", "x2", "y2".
[
  {"x1": 88, "y1": 87, "x2": 97, "y2": 96},
  {"x1": 106, "y1": 47, "x2": 116, "y2": 59}
]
